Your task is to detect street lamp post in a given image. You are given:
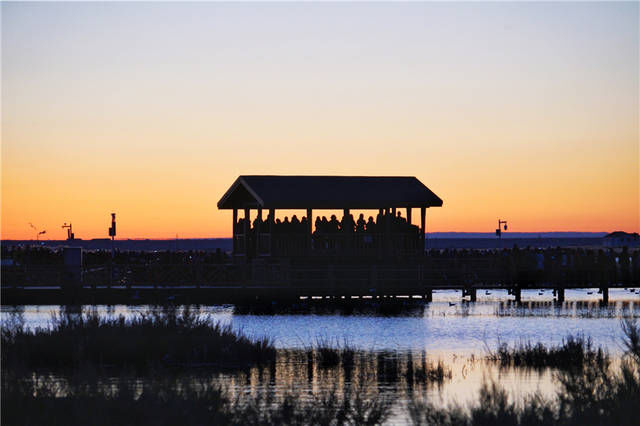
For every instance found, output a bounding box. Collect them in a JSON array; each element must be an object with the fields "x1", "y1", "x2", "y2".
[
  {"x1": 496, "y1": 219, "x2": 508, "y2": 238},
  {"x1": 108, "y1": 213, "x2": 116, "y2": 287}
]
